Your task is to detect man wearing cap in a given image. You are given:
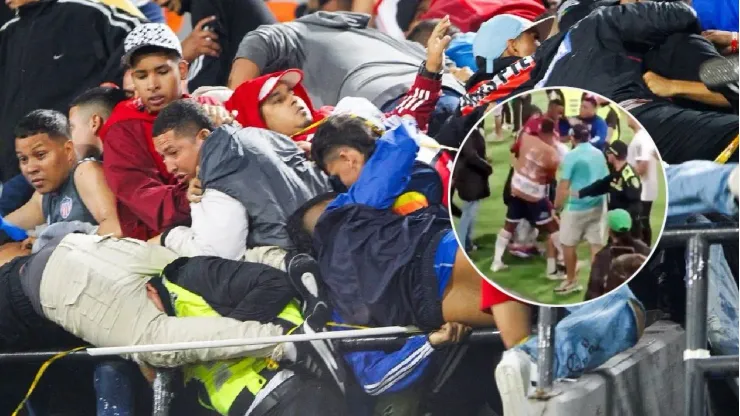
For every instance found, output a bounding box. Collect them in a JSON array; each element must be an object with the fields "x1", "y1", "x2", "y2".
[
  {"x1": 463, "y1": 13, "x2": 554, "y2": 119},
  {"x1": 553, "y1": 123, "x2": 609, "y2": 295},
  {"x1": 586, "y1": 208, "x2": 650, "y2": 301},
  {"x1": 101, "y1": 23, "x2": 232, "y2": 241},
  {"x1": 574, "y1": 140, "x2": 643, "y2": 238}
]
